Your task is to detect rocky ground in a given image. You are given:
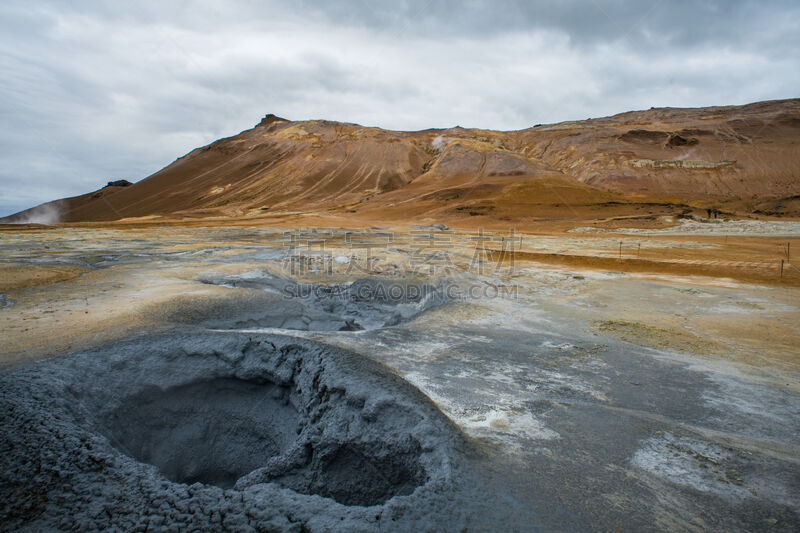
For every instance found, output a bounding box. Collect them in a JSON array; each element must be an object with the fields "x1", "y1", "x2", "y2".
[{"x1": 1, "y1": 222, "x2": 799, "y2": 531}]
